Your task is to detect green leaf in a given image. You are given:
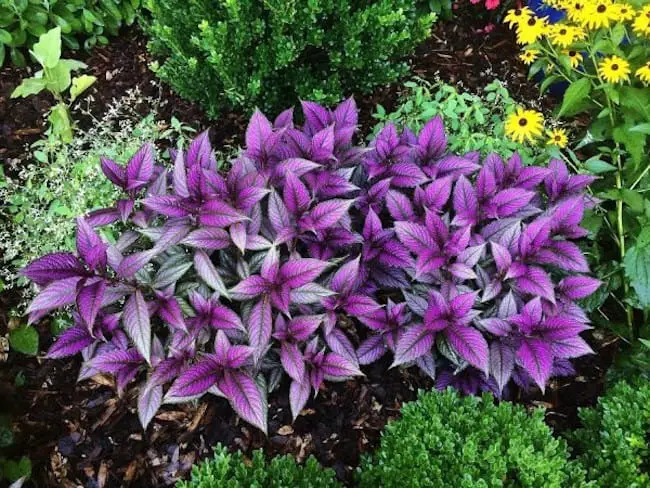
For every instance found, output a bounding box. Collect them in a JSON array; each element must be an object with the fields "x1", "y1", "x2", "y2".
[
  {"x1": 10, "y1": 77, "x2": 46, "y2": 98},
  {"x1": 44, "y1": 62, "x2": 72, "y2": 94},
  {"x1": 621, "y1": 86, "x2": 650, "y2": 121},
  {"x1": 31, "y1": 26, "x2": 61, "y2": 68},
  {"x1": 9, "y1": 325, "x2": 39, "y2": 356},
  {"x1": 48, "y1": 103, "x2": 73, "y2": 143},
  {"x1": 1, "y1": 456, "x2": 32, "y2": 482},
  {"x1": 622, "y1": 189, "x2": 644, "y2": 213},
  {"x1": 69, "y1": 74, "x2": 96, "y2": 101},
  {"x1": 584, "y1": 158, "x2": 616, "y2": 174},
  {"x1": 0, "y1": 28, "x2": 11, "y2": 44},
  {"x1": 624, "y1": 245, "x2": 650, "y2": 309},
  {"x1": 630, "y1": 123, "x2": 650, "y2": 135},
  {"x1": 558, "y1": 78, "x2": 592, "y2": 118}
]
